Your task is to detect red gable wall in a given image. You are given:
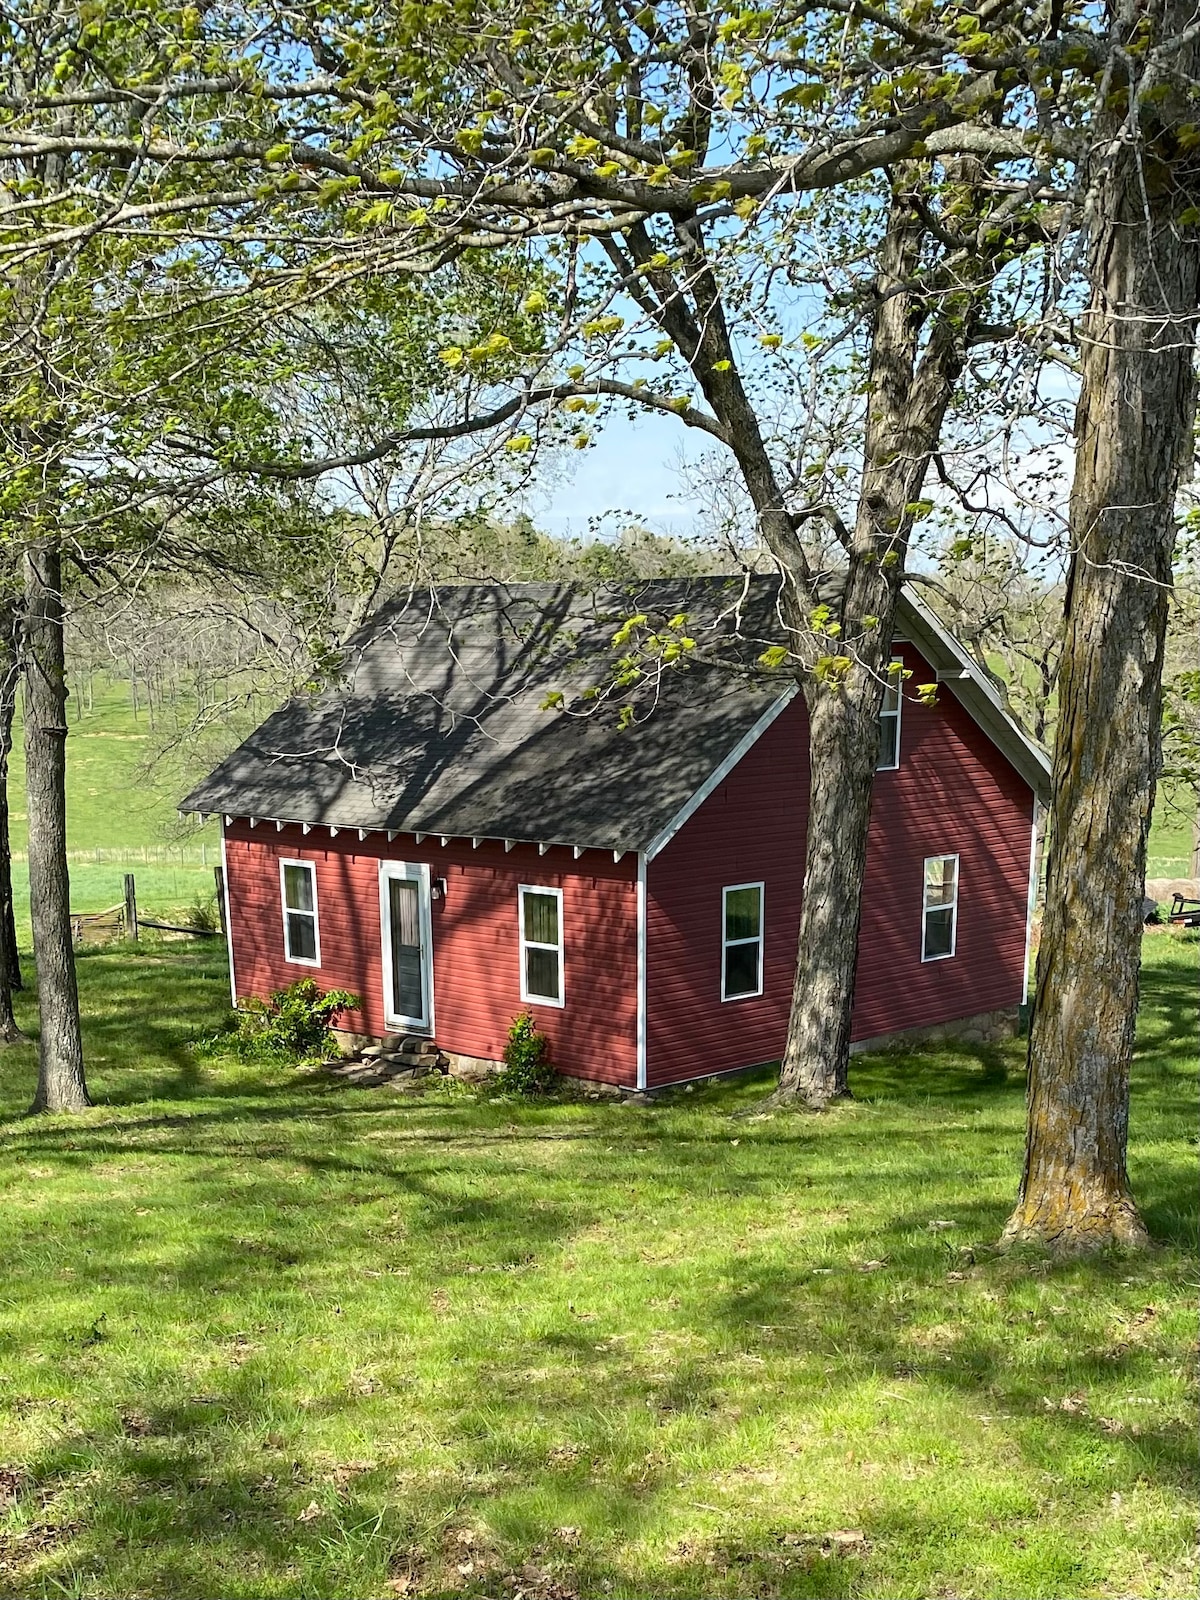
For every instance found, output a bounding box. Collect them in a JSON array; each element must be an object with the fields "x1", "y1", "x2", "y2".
[
  {"x1": 644, "y1": 644, "x2": 1036, "y2": 1087},
  {"x1": 222, "y1": 826, "x2": 639, "y2": 1086}
]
